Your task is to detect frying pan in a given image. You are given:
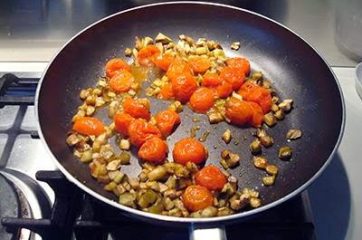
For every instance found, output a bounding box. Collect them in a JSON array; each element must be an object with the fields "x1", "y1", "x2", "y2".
[{"x1": 35, "y1": 1, "x2": 345, "y2": 238}]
